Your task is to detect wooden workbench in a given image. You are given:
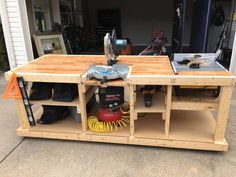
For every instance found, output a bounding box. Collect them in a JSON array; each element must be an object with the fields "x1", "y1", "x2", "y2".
[{"x1": 5, "y1": 55, "x2": 235, "y2": 151}]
